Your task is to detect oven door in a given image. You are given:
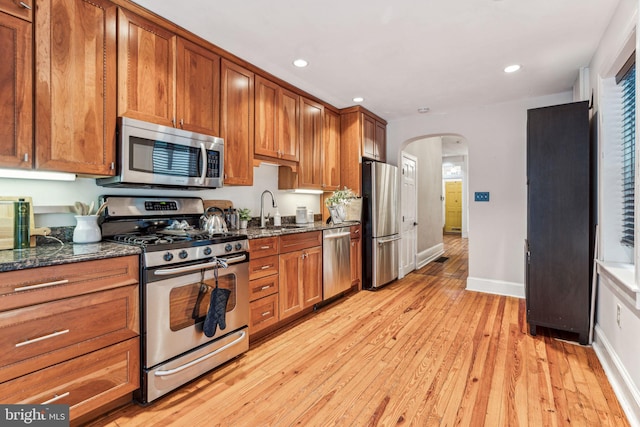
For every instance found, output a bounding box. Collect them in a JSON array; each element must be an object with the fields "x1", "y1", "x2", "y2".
[{"x1": 144, "y1": 256, "x2": 249, "y2": 369}]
